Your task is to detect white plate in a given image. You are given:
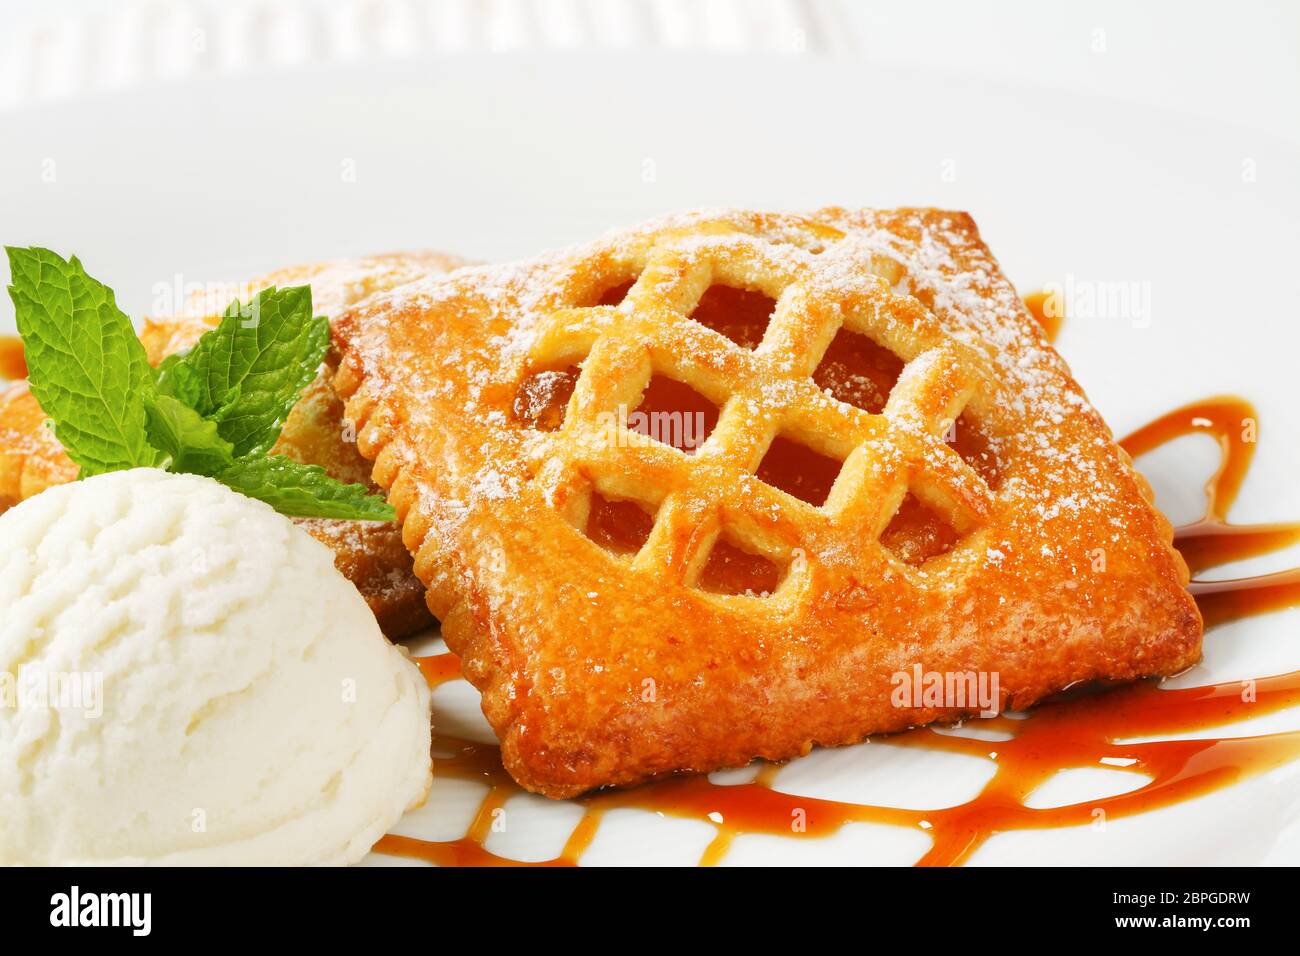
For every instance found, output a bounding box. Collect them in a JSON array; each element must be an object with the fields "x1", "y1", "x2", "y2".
[{"x1": 3, "y1": 29, "x2": 1298, "y2": 866}]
